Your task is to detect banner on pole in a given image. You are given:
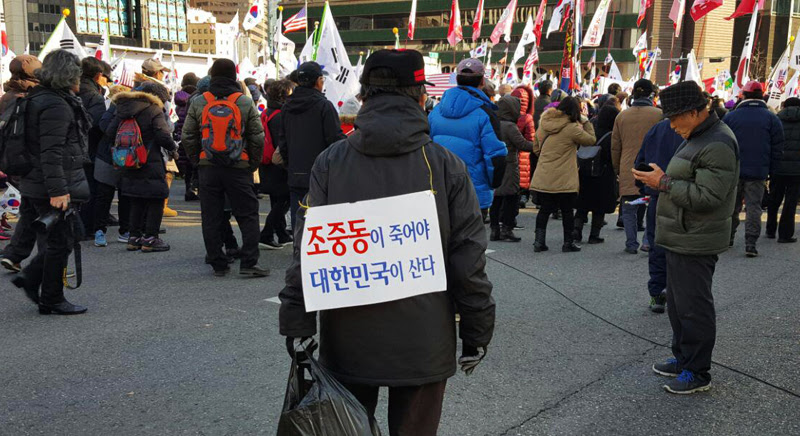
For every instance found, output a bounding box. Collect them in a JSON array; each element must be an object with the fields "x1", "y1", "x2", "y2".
[{"x1": 301, "y1": 191, "x2": 447, "y2": 312}]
